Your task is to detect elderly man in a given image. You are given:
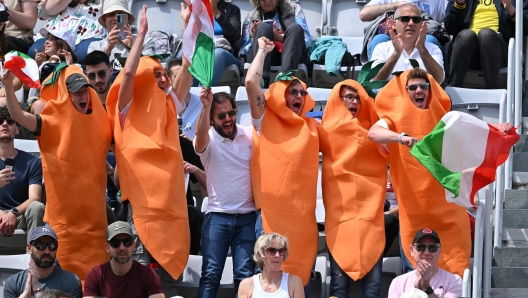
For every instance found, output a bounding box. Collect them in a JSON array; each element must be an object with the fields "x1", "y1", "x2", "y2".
[
  {"x1": 388, "y1": 228, "x2": 462, "y2": 297},
  {"x1": 371, "y1": 3, "x2": 444, "y2": 82}
]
